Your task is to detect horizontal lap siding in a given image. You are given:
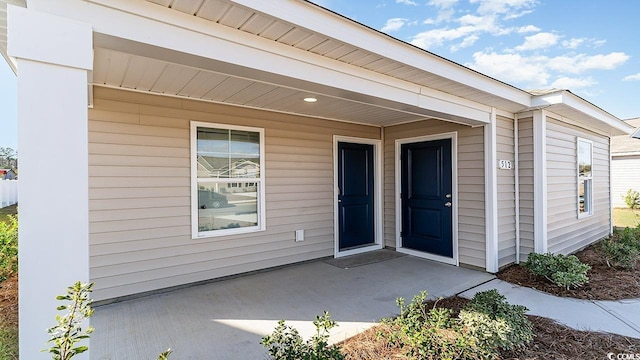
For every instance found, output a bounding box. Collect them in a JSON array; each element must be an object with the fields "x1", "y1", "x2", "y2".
[
  {"x1": 518, "y1": 117, "x2": 534, "y2": 259},
  {"x1": 383, "y1": 120, "x2": 485, "y2": 268},
  {"x1": 497, "y1": 116, "x2": 516, "y2": 268},
  {"x1": 546, "y1": 118, "x2": 610, "y2": 255},
  {"x1": 89, "y1": 87, "x2": 380, "y2": 301},
  {"x1": 611, "y1": 155, "x2": 640, "y2": 208}
]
